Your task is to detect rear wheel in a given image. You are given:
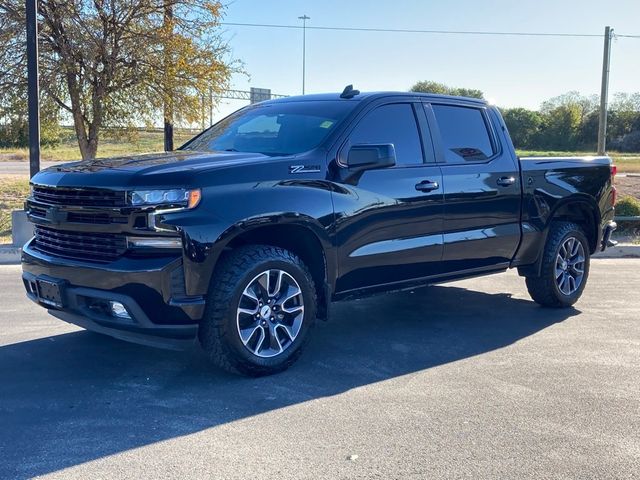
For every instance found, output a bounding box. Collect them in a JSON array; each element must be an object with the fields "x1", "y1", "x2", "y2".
[
  {"x1": 525, "y1": 221, "x2": 590, "y2": 308},
  {"x1": 199, "y1": 245, "x2": 316, "y2": 376}
]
